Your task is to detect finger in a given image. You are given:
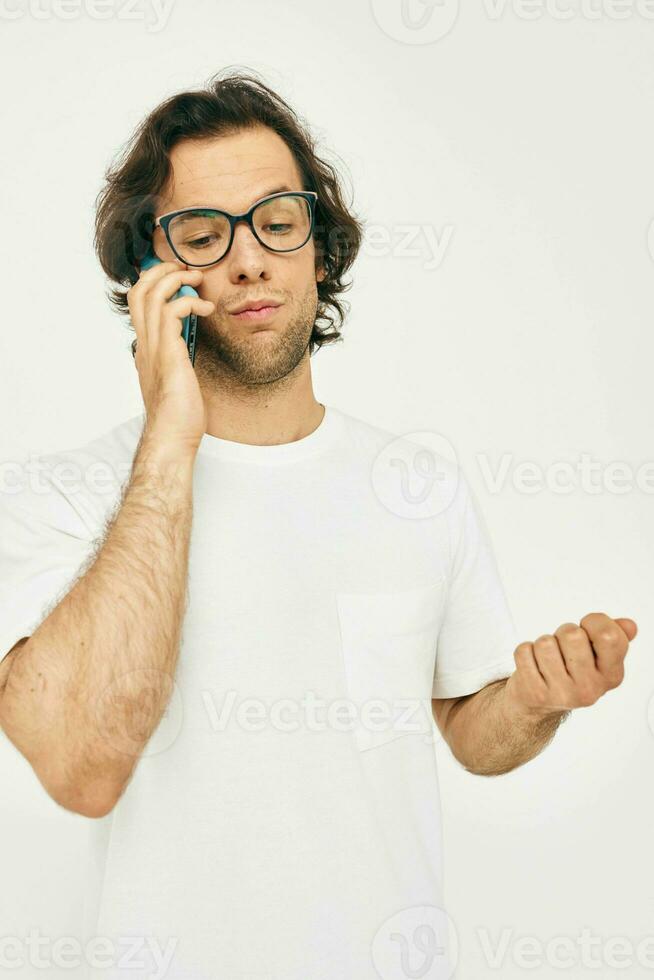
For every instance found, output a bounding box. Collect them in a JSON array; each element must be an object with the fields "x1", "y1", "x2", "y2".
[
  {"x1": 157, "y1": 296, "x2": 215, "y2": 358},
  {"x1": 615, "y1": 617, "x2": 638, "y2": 642},
  {"x1": 139, "y1": 260, "x2": 186, "y2": 280},
  {"x1": 532, "y1": 633, "x2": 571, "y2": 685},
  {"x1": 142, "y1": 268, "x2": 204, "y2": 313},
  {"x1": 578, "y1": 612, "x2": 629, "y2": 677},
  {"x1": 142, "y1": 270, "x2": 205, "y2": 349},
  {"x1": 127, "y1": 261, "x2": 186, "y2": 337},
  {"x1": 553, "y1": 622, "x2": 598, "y2": 683},
  {"x1": 513, "y1": 643, "x2": 547, "y2": 705}
]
